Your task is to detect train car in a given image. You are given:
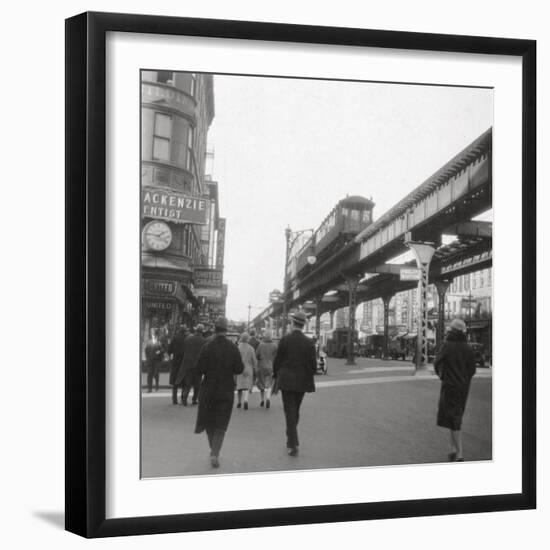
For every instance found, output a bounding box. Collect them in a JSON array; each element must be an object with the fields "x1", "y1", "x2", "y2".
[{"x1": 294, "y1": 195, "x2": 375, "y2": 276}]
